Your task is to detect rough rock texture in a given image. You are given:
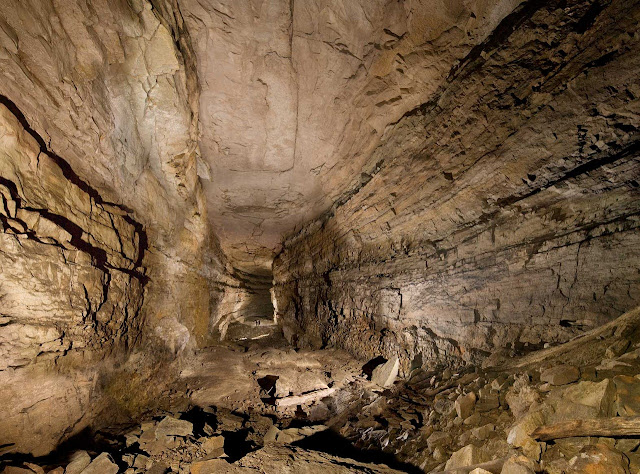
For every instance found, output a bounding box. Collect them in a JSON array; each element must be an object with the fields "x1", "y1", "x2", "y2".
[
  {"x1": 181, "y1": 0, "x2": 524, "y2": 274},
  {"x1": 1, "y1": 0, "x2": 639, "y2": 462},
  {"x1": 0, "y1": 0, "x2": 236, "y2": 455},
  {"x1": 273, "y1": 0, "x2": 640, "y2": 367}
]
